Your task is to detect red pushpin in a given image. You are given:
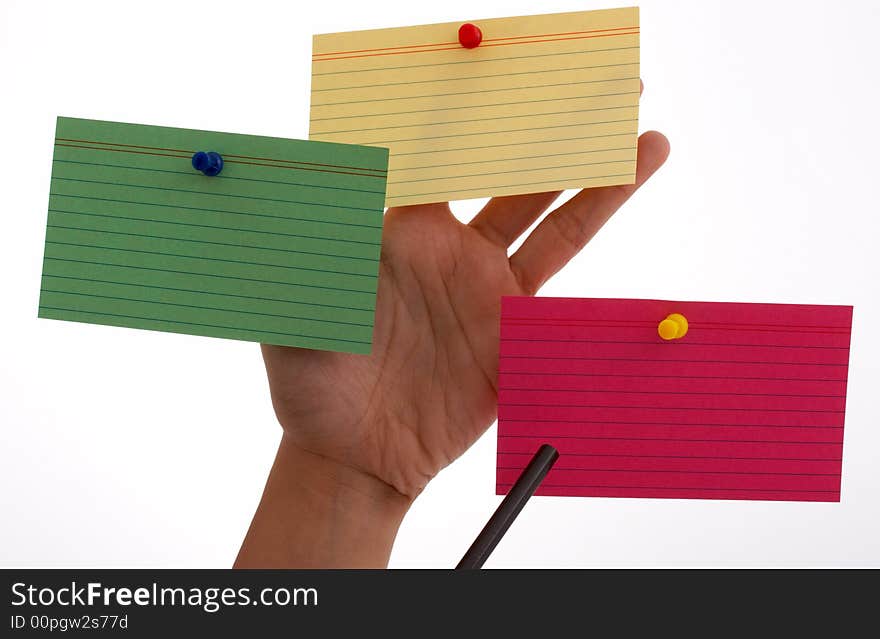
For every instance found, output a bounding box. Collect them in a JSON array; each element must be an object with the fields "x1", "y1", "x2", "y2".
[{"x1": 458, "y1": 23, "x2": 482, "y2": 49}]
